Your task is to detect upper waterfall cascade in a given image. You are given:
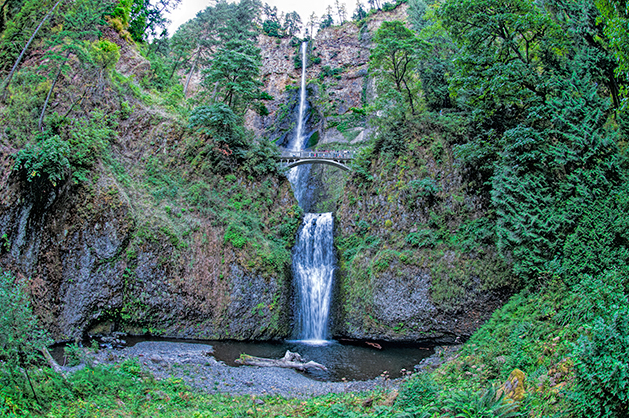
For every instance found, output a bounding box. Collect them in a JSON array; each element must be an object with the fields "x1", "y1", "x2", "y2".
[{"x1": 286, "y1": 42, "x2": 311, "y2": 207}]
